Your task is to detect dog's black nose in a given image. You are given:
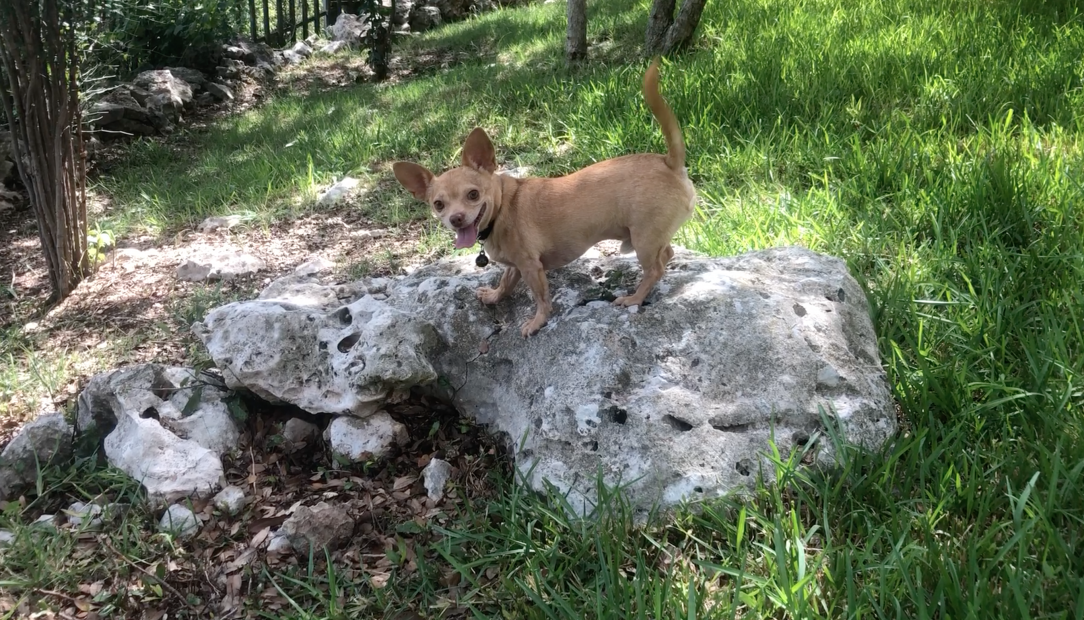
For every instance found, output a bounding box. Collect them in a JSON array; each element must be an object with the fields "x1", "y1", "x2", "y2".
[{"x1": 449, "y1": 213, "x2": 465, "y2": 228}]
